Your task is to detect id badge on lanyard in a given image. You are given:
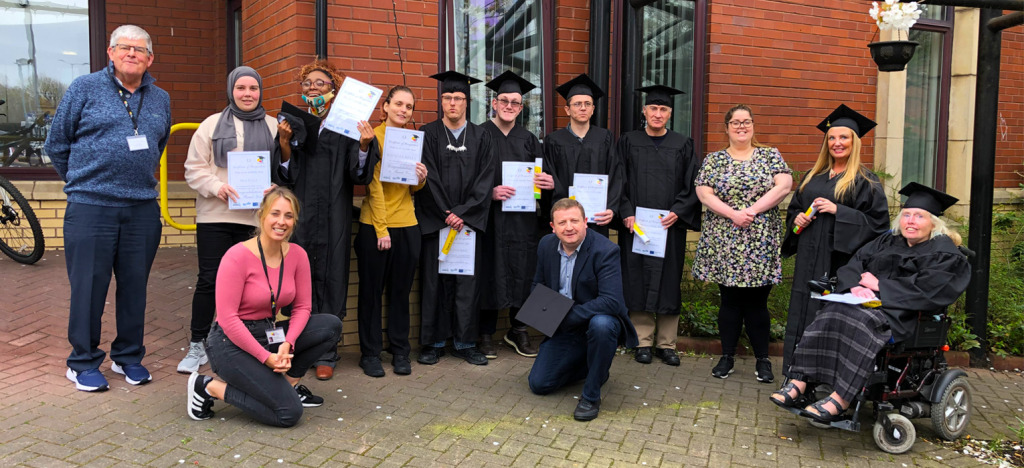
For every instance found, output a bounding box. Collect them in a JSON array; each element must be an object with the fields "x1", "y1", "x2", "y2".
[{"x1": 257, "y1": 237, "x2": 287, "y2": 344}]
